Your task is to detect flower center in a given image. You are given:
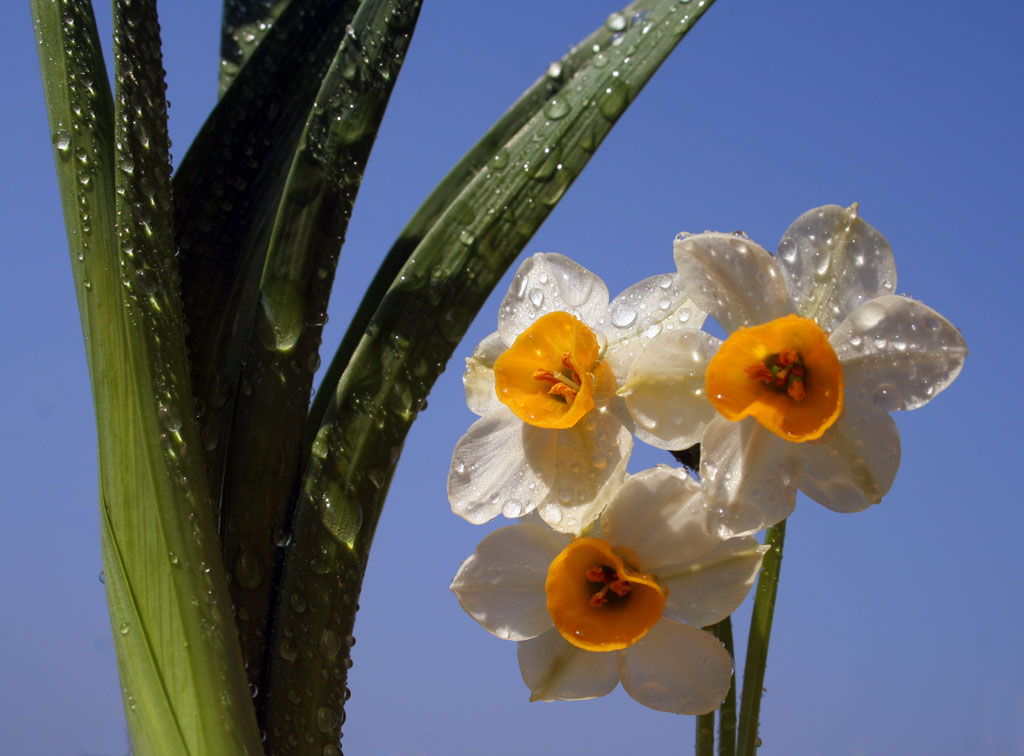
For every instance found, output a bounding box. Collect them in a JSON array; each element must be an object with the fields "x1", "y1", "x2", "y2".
[
  {"x1": 745, "y1": 346, "x2": 807, "y2": 401},
  {"x1": 545, "y1": 537, "x2": 666, "y2": 652},
  {"x1": 705, "y1": 314, "x2": 843, "y2": 442},
  {"x1": 493, "y1": 312, "x2": 603, "y2": 429}
]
